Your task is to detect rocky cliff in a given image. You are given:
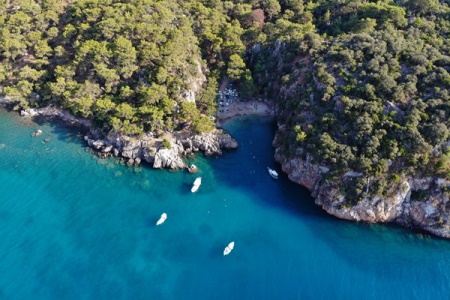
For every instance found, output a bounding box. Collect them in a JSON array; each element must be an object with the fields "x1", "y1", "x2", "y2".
[
  {"x1": 20, "y1": 107, "x2": 238, "y2": 171},
  {"x1": 274, "y1": 135, "x2": 450, "y2": 238},
  {"x1": 84, "y1": 129, "x2": 238, "y2": 170}
]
